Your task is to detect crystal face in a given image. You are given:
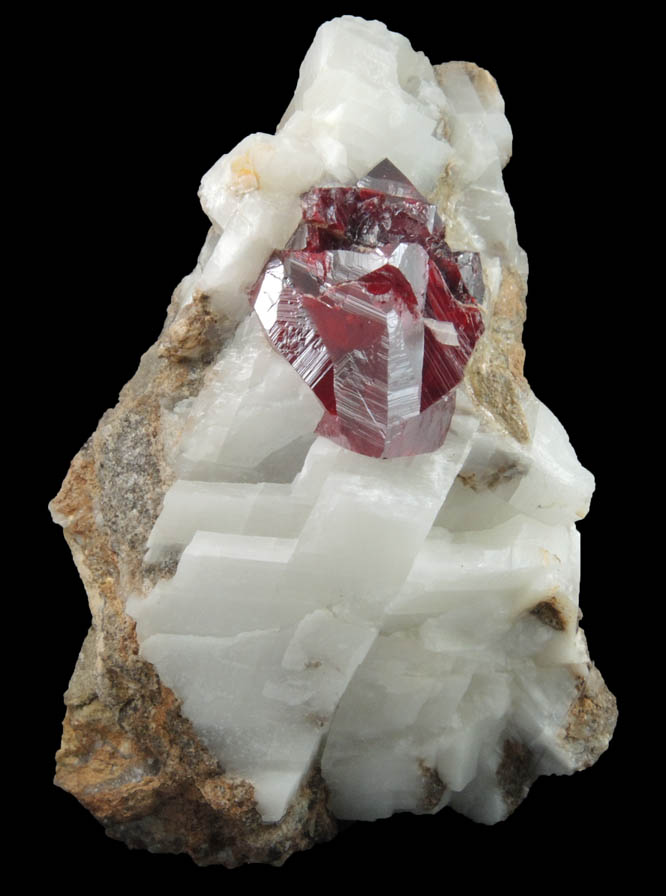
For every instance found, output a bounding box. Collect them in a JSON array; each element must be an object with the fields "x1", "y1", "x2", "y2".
[{"x1": 249, "y1": 160, "x2": 485, "y2": 458}]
